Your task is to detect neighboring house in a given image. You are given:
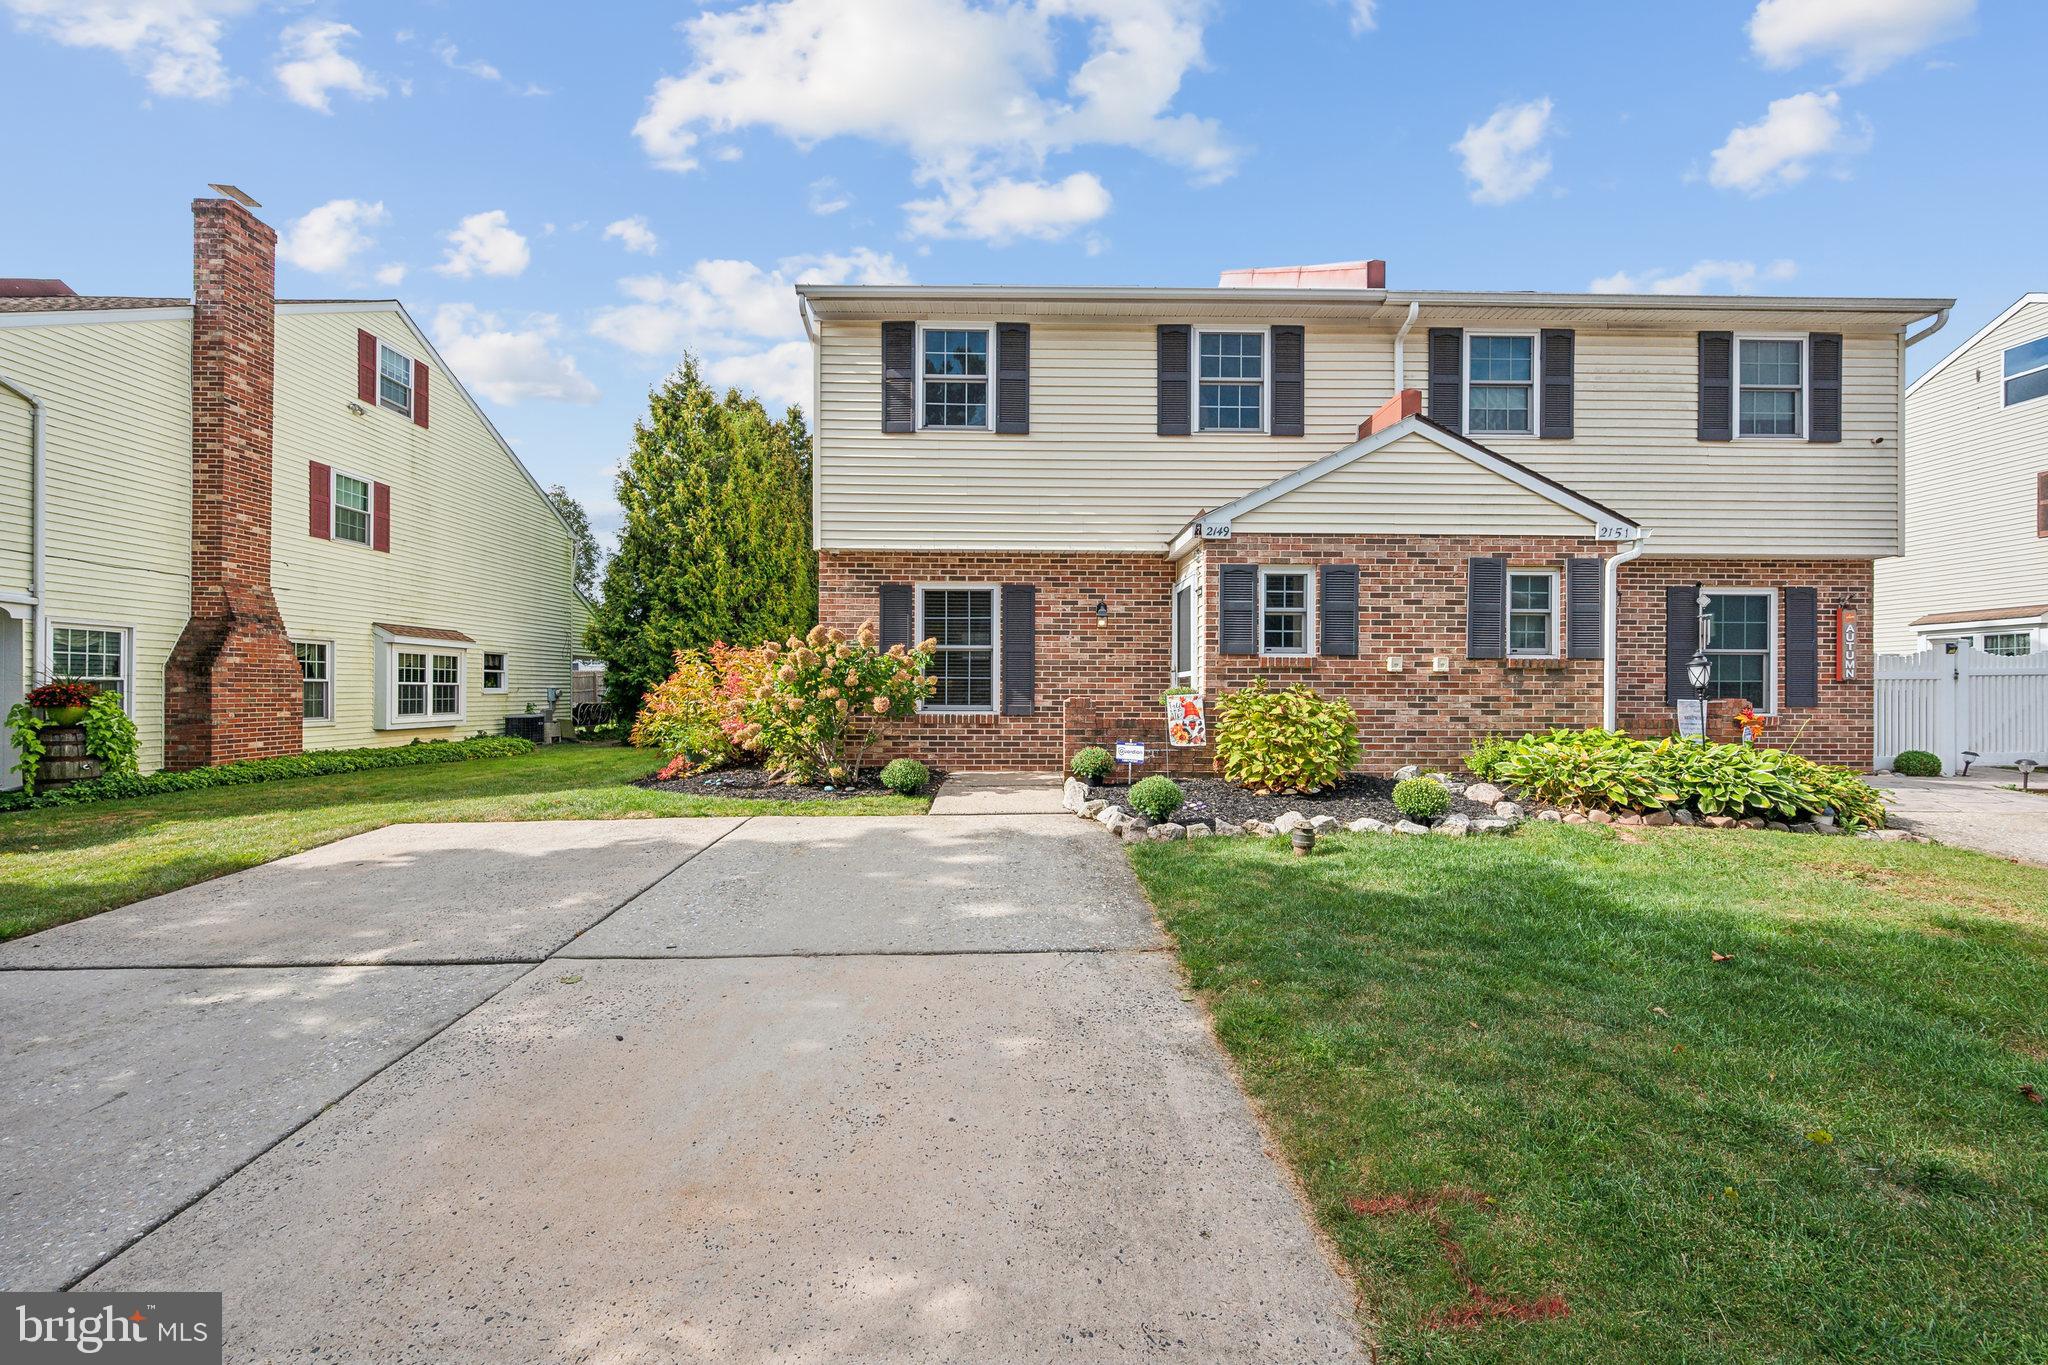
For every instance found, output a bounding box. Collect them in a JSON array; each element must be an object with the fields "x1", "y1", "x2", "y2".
[
  {"x1": 0, "y1": 195, "x2": 589, "y2": 785},
  {"x1": 1874, "y1": 294, "x2": 2048, "y2": 658},
  {"x1": 797, "y1": 265, "x2": 1951, "y2": 771}
]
